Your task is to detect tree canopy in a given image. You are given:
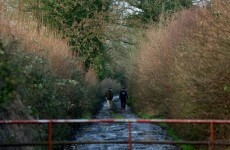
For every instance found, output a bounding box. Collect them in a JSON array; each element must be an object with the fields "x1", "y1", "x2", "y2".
[
  {"x1": 20, "y1": 0, "x2": 193, "y2": 80},
  {"x1": 126, "y1": 0, "x2": 192, "y2": 24}
]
